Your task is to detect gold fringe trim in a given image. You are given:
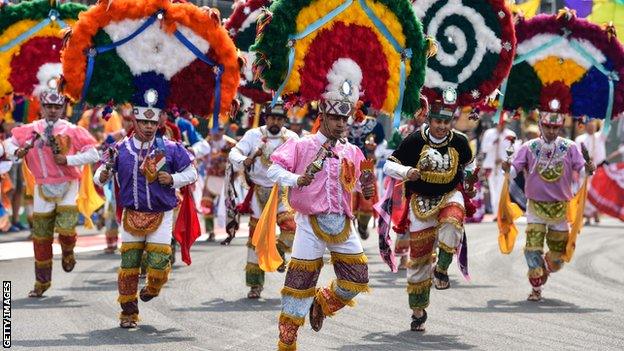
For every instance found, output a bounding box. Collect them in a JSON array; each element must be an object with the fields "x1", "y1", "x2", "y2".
[
  {"x1": 435, "y1": 266, "x2": 448, "y2": 275},
  {"x1": 33, "y1": 211, "x2": 55, "y2": 219},
  {"x1": 56, "y1": 205, "x2": 78, "y2": 213},
  {"x1": 527, "y1": 267, "x2": 545, "y2": 279},
  {"x1": 117, "y1": 294, "x2": 138, "y2": 304},
  {"x1": 330, "y1": 252, "x2": 368, "y2": 265},
  {"x1": 281, "y1": 286, "x2": 316, "y2": 299},
  {"x1": 315, "y1": 290, "x2": 336, "y2": 317},
  {"x1": 335, "y1": 279, "x2": 370, "y2": 294},
  {"x1": 277, "y1": 211, "x2": 294, "y2": 225},
  {"x1": 408, "y1": 255, "x2": 434, "y2": 268},
  {"x1": 118, "y1": 313, "x2": 140, "y2": 323},
  {"x1": 119, "y1": 242, "x2": 145, "y2": 253},
  {"x1": 118, "y1": 267, "x2": 141, "y2": 277},
  {"x1": 407, "y1": 279, "x2": 432, "y2": 294},
  {"x1": 410, "y1": 227, "x2": 437, "y2": 242},
  {"x1": 56, "y1": 228, "x2": 77, "y2": 236},
  {"x1": 122, "y1": 210, "x2": 163, "y2": 237},
  {"x1": 245, "y1": 263, "x2": 264, "y2": 274},
  {"x1": 32, "y1": 236, "x2": 53, "y2": 243},
  {"x1": 547, "y1": 230, "x2": 568, "y2": 241},
  {"x1": 145, "y1": 243, "x2": 172, "y2": 255},
  {"x1": 387, "y1": 156, "x2": 402, "y2": 165},
  {"x1": 278, "y1": 340, "x2": 297, "y2": 351},
  {"x1": 438, "y1": 242, "x2": 456, "y2": 254},
  {"x1": 410, "y1": 191, "x2": 456, "y2": 220},
  {"x1": 329, "y1": 281, "x2": 357, "y2": 307},
  {"x1": 146, "y1": 267, "x2": 171, "y2": 281},
  {"x1": 249, "y1": 217, "x2": 259, "y2": 227},
  {"x1": 105, "y1": 229, "x2": 119, "y2": 237},
  {"x1": 309, "y1": 215, "x2": 351, "y2": 244},
  {"x1": 419, "y1": 147, "x2": 459, "y2": 184},
  {"x1": 279, "y1": 312, "x2": 305, "y2": 327},
  {"x1": 35, "y1": 259, "x2": 52, "y2": 268},
  {"x1": 288, "y1": 258, "x2": 323, "y2": 272}
]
